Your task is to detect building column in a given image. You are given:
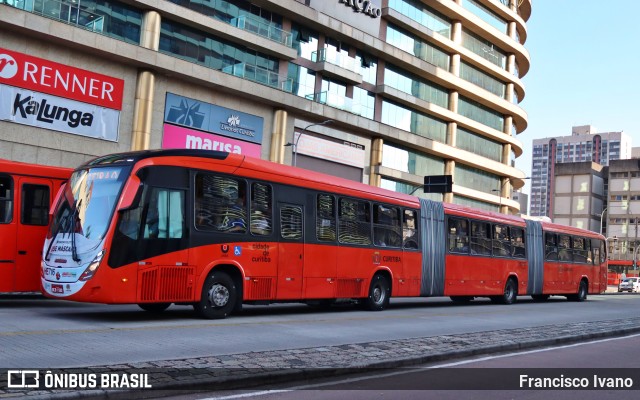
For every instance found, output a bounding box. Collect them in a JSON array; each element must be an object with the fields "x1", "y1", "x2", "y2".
[
  {"x1": 131, "y1": 11, "x2": 160, "y2": 151},
  {"x1": 270, "y1": 110, "x2": 288, "y2": 164},
  {"x1": 444, "y1": 160, "x2": 455, "y2": 204},
  {"x1": 369, "y1": 138, "x2": 383, "y2": 187}
]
